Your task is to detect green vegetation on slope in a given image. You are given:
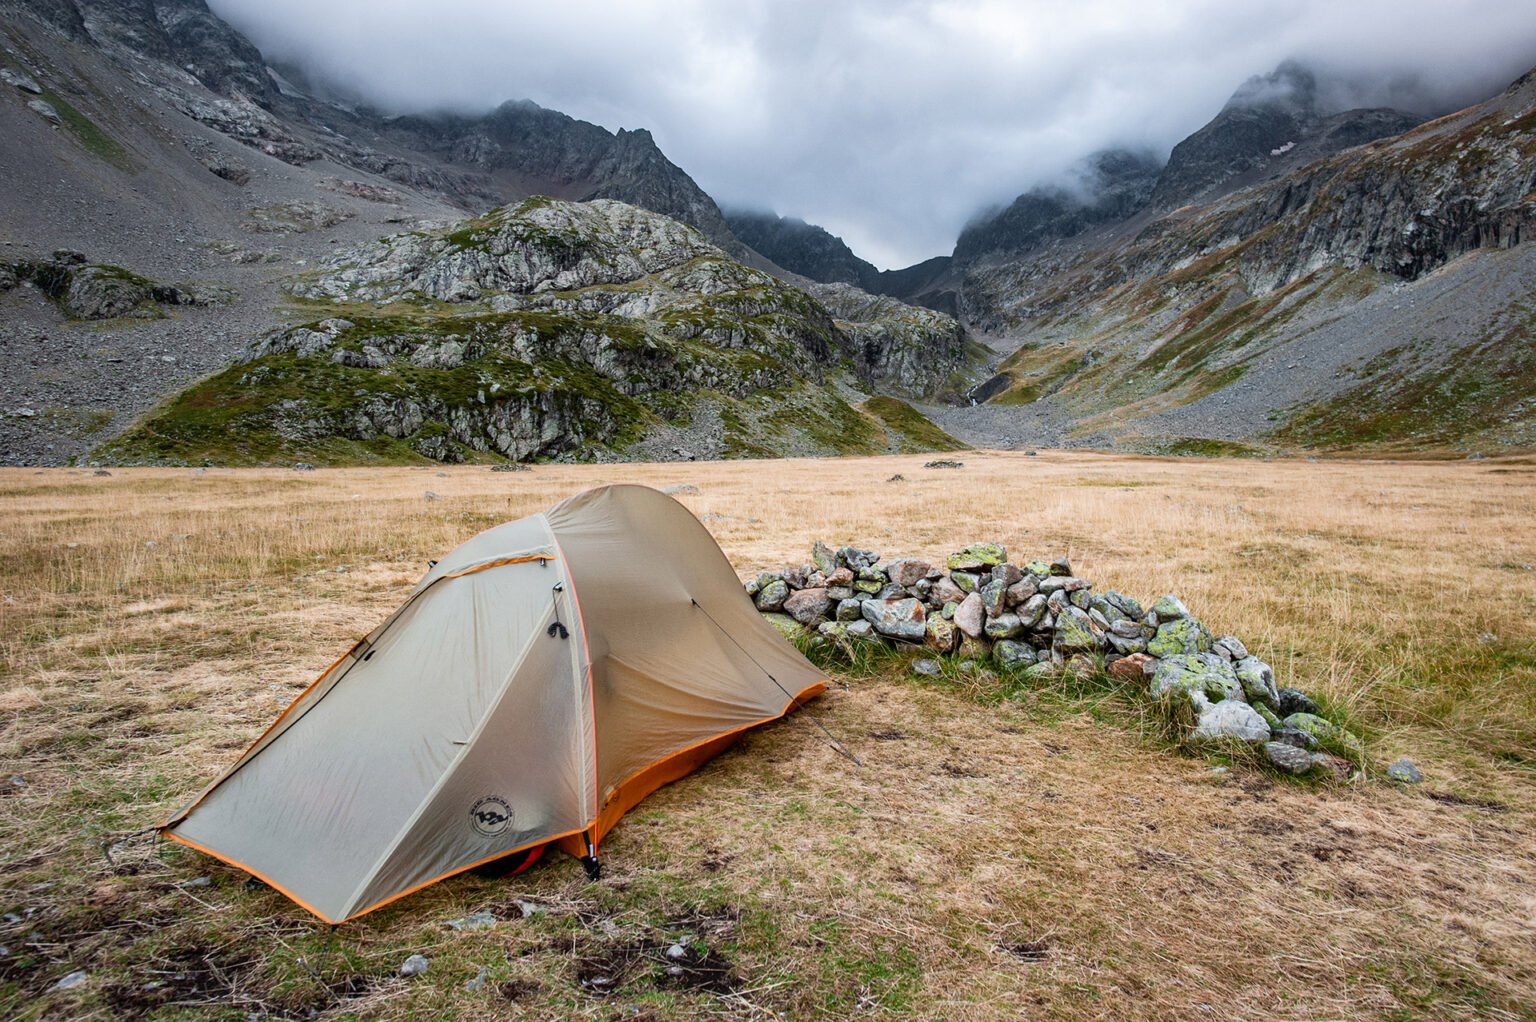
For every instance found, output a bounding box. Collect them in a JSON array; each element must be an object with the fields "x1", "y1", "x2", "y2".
[
  {"x1": 860, "y1": 396, "x2": 968, "y2": 452},
  {"x1": 39, "y1": 88, "x2": 134, "y2": 172},
  {"x1": 1270, "y1": 315, "x2": 1536, "y2": 451}
]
